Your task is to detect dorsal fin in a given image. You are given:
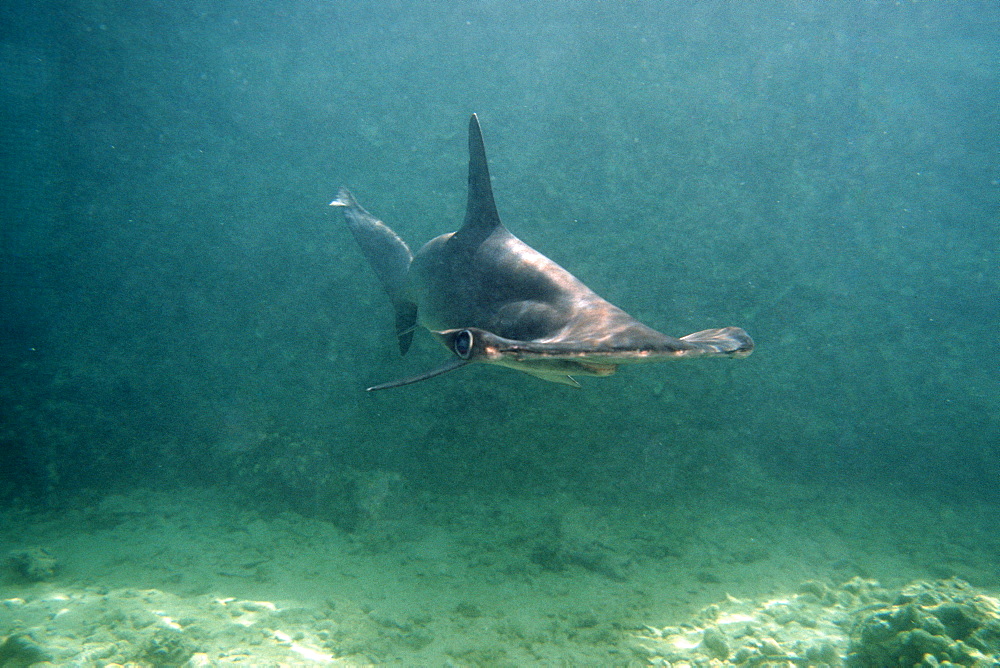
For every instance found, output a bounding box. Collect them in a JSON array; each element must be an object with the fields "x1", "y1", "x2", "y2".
[{"x1": 454, "y1": 114, "x2": 504, "y2": 246}]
